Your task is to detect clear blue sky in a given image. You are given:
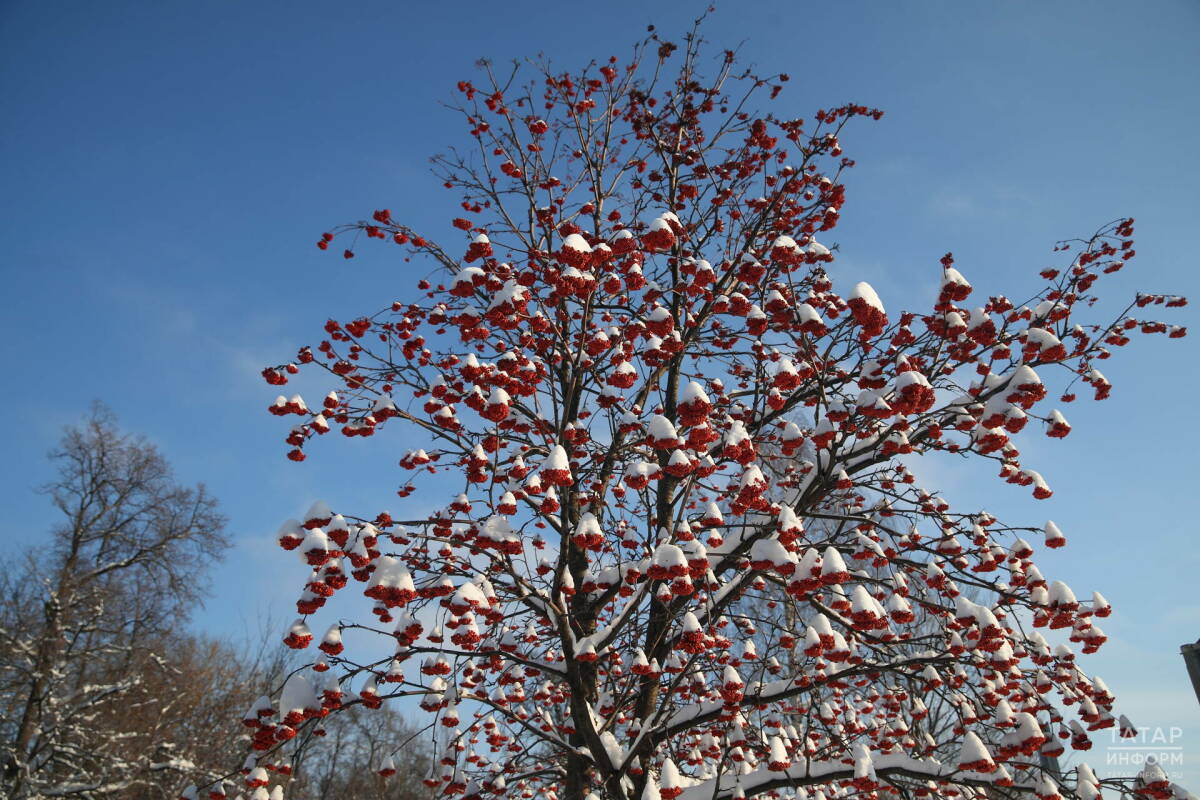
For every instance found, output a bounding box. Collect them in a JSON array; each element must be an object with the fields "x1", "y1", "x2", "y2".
[{"x1": 3, "y1": 0, "x2": 1197, "y2": 784}]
